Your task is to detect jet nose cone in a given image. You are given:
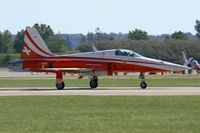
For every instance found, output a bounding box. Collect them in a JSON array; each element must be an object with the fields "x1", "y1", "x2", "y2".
[
  {"x1": 194, "y1": 65, "x2": 200, "y2": 70},
  {"x1": 173, "y1": 64, "x2": 191, "y2": 71},
  {"x1": 163, "y1": 61, "x2": 190, "y2": 71}
]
